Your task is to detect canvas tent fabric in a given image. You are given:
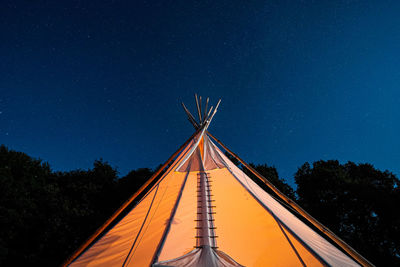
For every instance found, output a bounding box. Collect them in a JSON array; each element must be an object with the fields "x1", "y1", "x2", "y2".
[
  {"x1": 67, "y1": 131, "x2": 363, "y2": 267},
  {"x1": 65, "y1": 95, "x2": 372, "y2": 267}
]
